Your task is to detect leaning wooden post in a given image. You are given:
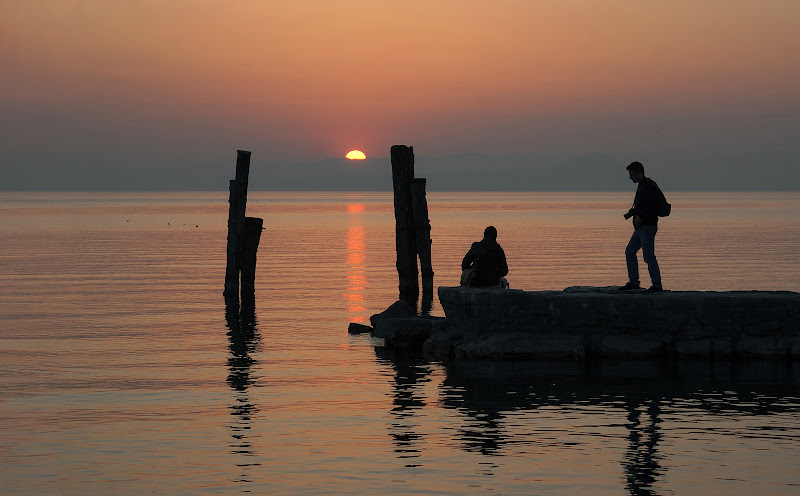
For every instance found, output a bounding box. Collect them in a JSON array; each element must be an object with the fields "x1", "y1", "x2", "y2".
[
  {"x1": 390, "y1": 145, "x2": 419, "y2": 304},
  {"x1": 224, "y1": 150, "x2": 252, "y2": 298},
  {"x1": 411, "y1": 178, "x2": 433, "y2": 296},
  {"x1": 240, "y1": 216, "x2": 264, "y2": 304}
]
